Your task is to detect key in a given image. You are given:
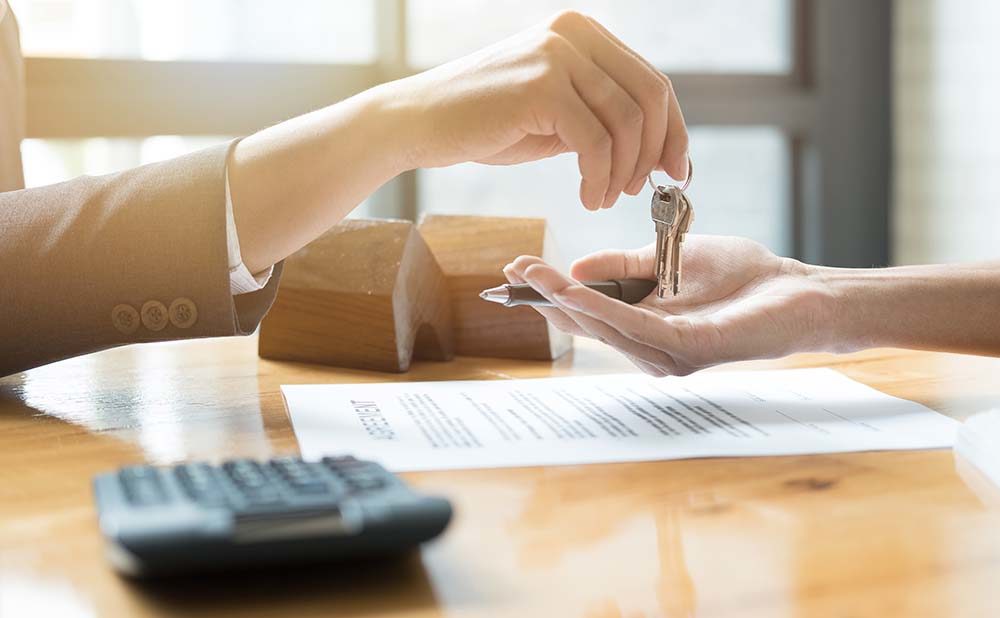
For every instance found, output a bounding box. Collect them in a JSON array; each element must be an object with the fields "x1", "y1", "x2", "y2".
[
  {"x1": 648, "y1": 158, "x2": 695, "y2": 297},
  {"x1": 650, "y1": 184, "x2": 678, "y2": 298},
  {"x1": 668, "y1": 189, "x2": 695, "y2": 295}
]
